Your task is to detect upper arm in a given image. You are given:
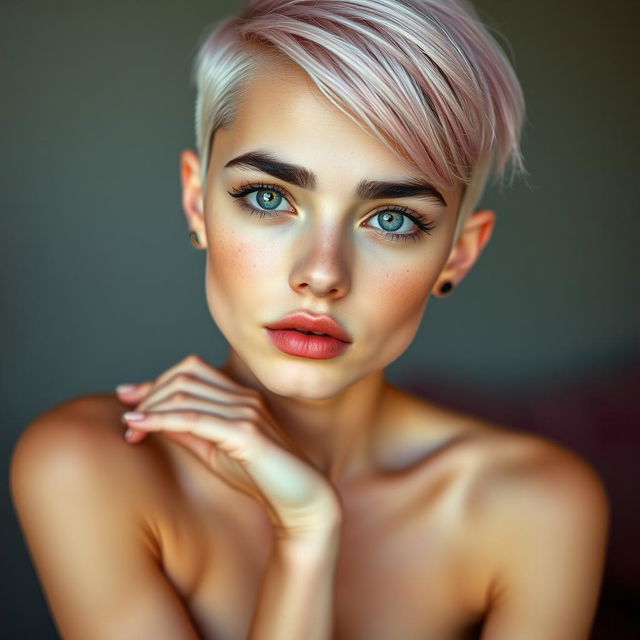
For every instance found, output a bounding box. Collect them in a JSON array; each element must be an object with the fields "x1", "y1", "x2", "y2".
[
  {"x1": 9, "y1": 399, "x2": 201, "y2": 640},
  {"x1": 479, "y1": 442, "x2": 610, "y2": 640}
]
